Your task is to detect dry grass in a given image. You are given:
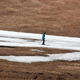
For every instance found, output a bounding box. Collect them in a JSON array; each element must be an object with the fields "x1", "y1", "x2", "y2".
[
  {"x1": 0, "y1": 0, "x2": 80, "y2": 80},
  {"x1": 0, "y1": 59, "x2": 80, "y2": 80},
  {"x1": 0, "y1": 46, "x2": 79, "y2": 80},
  {"x1": 0, "y1": 47, "x2": 77, "y2": 56},
  {"x1": 0, "y1": 0, "x2": 80, "y2": 37}
]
